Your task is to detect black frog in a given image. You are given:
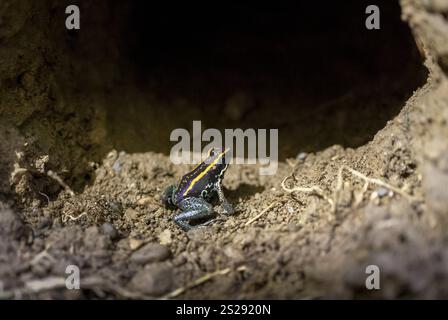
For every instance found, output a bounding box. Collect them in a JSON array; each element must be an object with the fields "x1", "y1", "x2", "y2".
[{"x1": 162, "y1": 148, "x2": 235, "y2": 231}]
